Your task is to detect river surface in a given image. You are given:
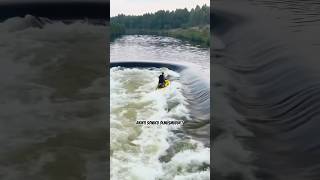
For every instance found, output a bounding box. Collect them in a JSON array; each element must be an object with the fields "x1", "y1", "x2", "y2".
[
  {"x1": 213, "y1": 0, "x2": 320, "y2": 179},
  {"x1": 0, "y1": 15, "x2": 108, "y2": 180},
  {"x1": 110, "y1": 35, "x2": 210, "y2": 180},
  {"x1": 111, "y1": 35, "x2": 210, "y2": 76}
]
